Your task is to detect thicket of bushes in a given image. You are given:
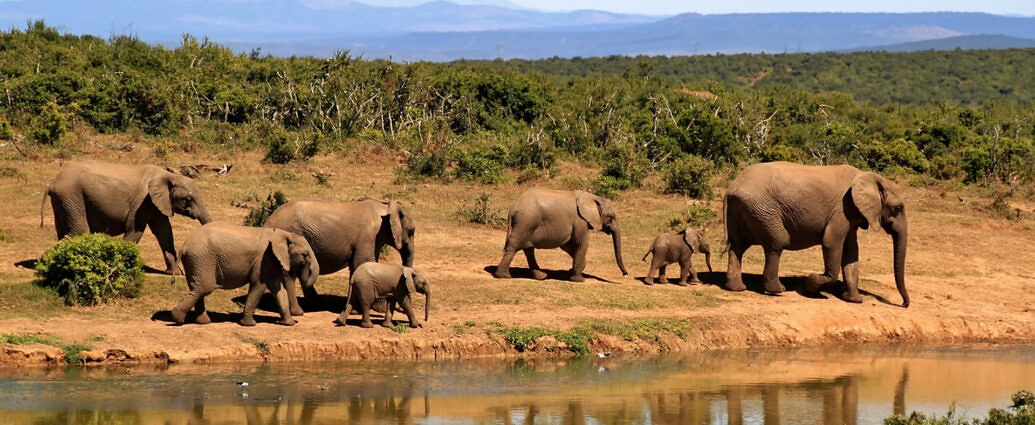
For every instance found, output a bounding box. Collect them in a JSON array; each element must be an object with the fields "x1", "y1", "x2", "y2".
[{"x1": 2, "y1": 22, "x2": 1035, "y2": 199}]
